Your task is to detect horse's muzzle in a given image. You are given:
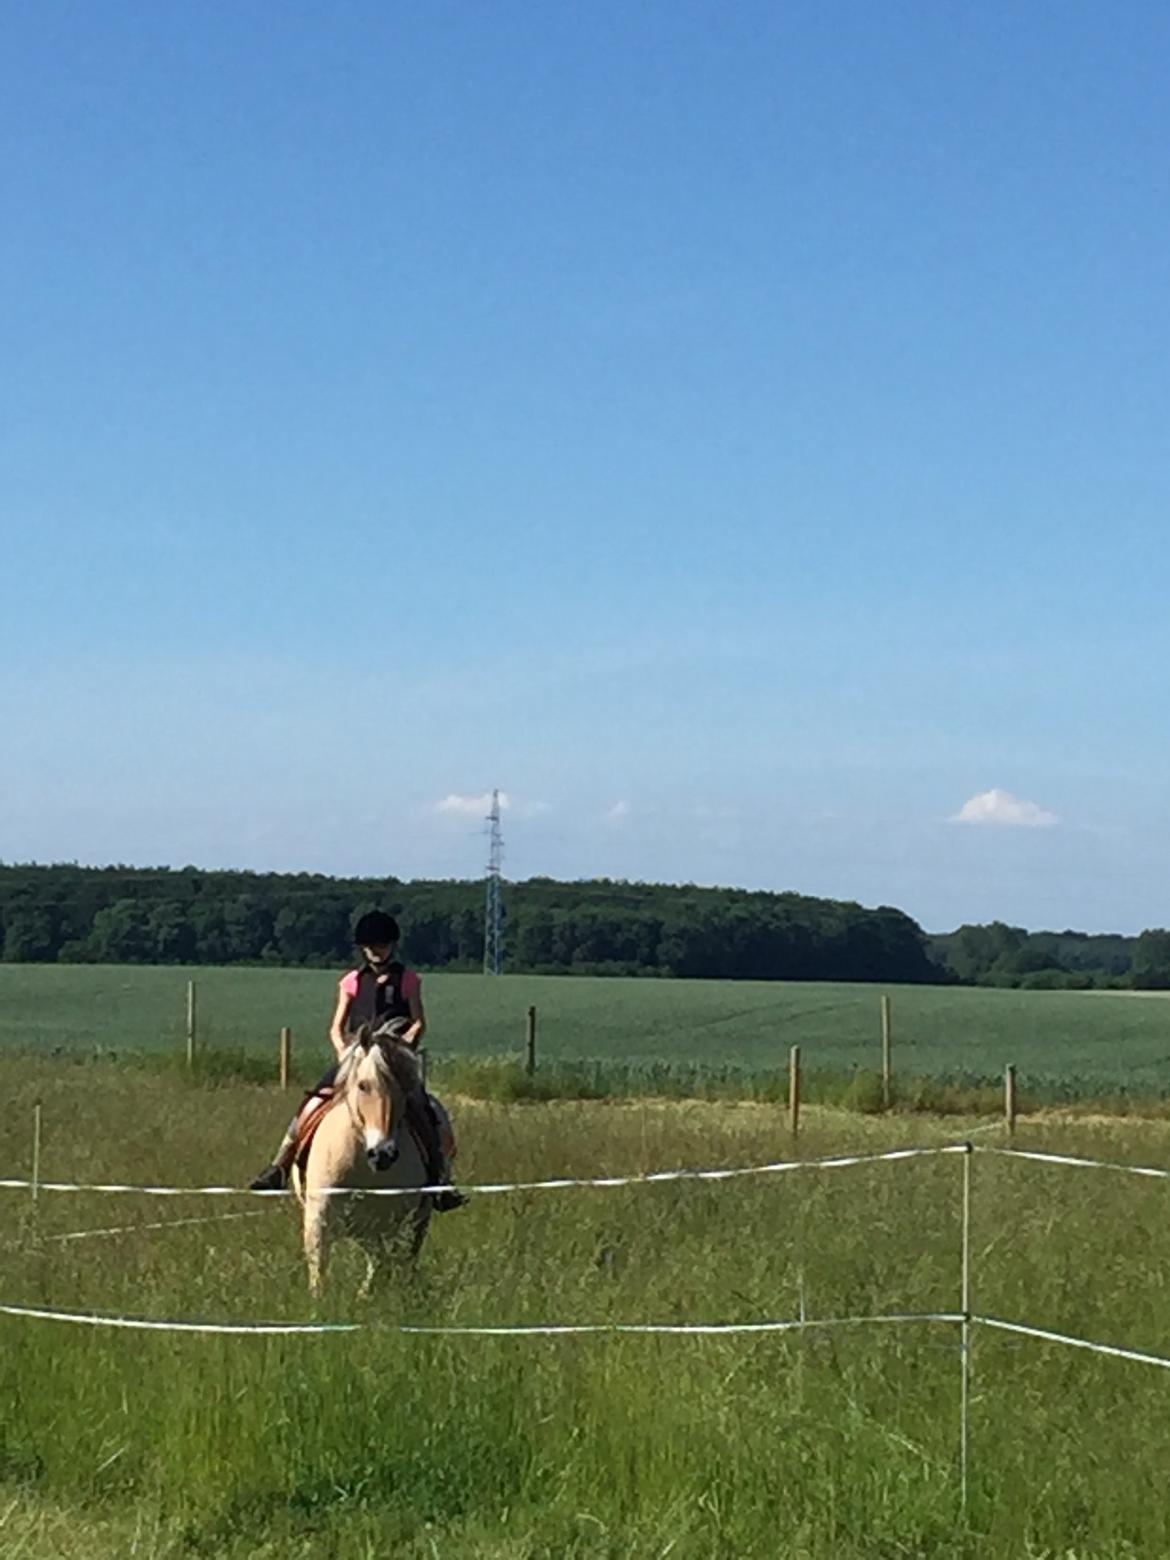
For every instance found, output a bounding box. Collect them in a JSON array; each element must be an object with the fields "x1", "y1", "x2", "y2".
[{"x1": 368, "y1": 1139, "x2": 400, "y2": 1173}]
